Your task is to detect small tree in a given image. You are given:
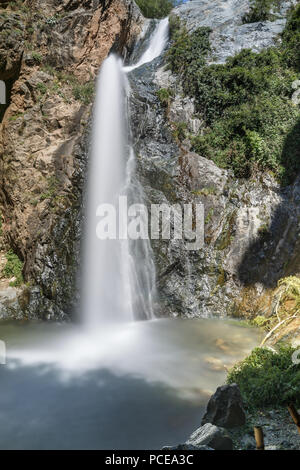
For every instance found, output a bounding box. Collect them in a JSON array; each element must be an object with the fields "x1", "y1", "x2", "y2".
[{"x1": 135, "y1": 0, "x2": 182, "y2": 19}]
